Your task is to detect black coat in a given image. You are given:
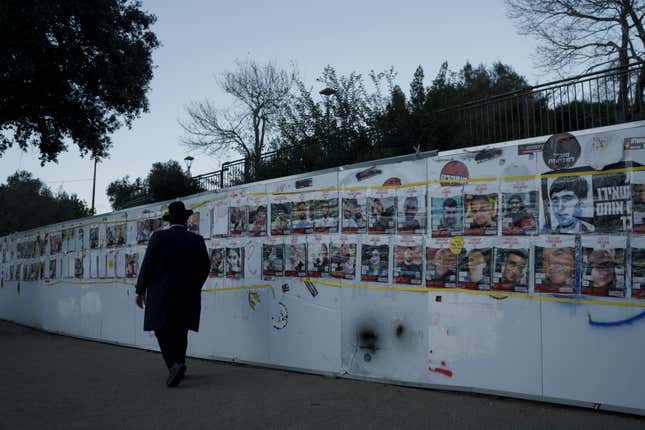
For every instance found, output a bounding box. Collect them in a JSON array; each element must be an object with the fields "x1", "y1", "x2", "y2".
[{"x1": 135, "y1": 225, "x2": 210, "y2": 332}]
